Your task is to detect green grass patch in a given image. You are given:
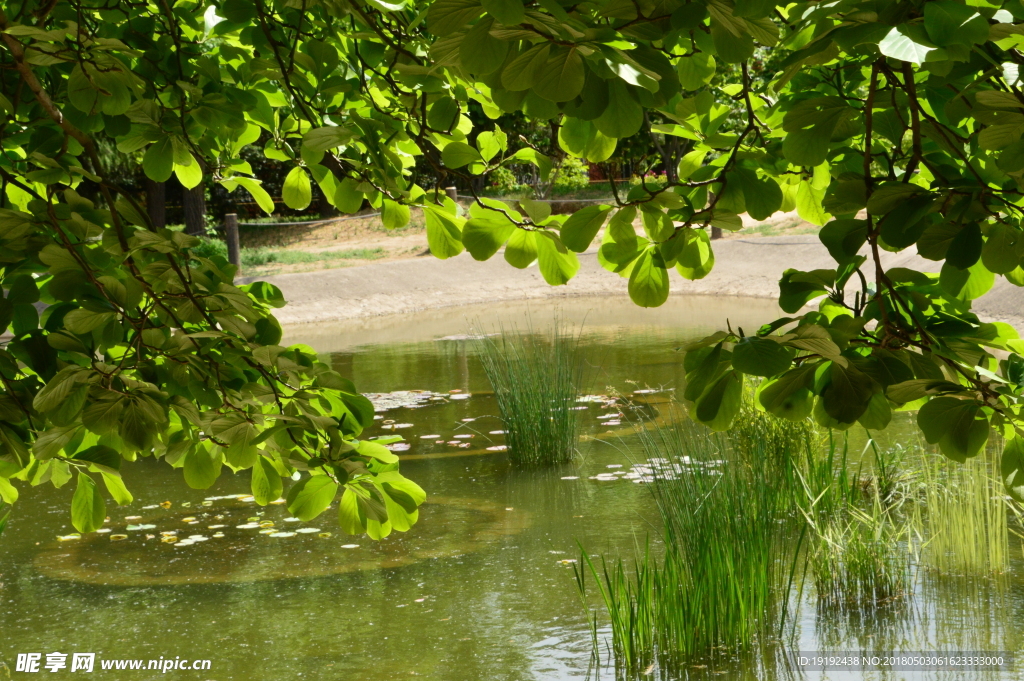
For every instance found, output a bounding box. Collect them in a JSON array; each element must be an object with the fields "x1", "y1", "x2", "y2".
[
  {"x1": 189, "y1": 237, "x2": 386, "y2": 270},
  {"x1": 240, "y1": 246, "x2": 386, "y2": 268}
]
